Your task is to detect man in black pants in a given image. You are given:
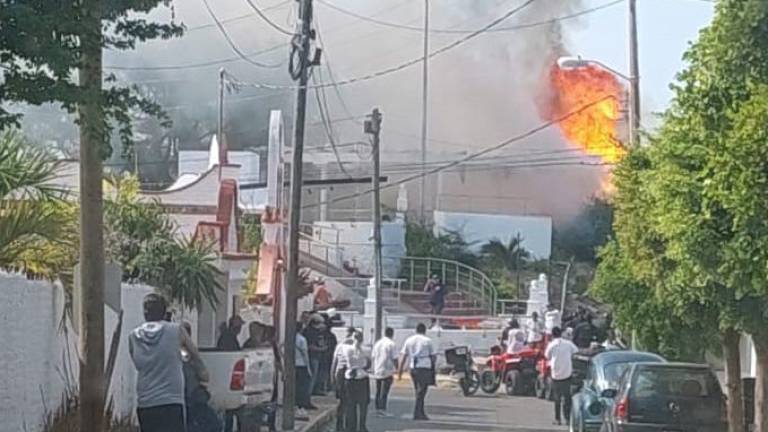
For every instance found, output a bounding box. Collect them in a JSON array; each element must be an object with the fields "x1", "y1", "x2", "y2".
[
  {"x1": 398, "y1": 323, "x2": 436, "y2": 421},
  {"x1": 545, "y1": 326, "x2": 579, "y2": 425},
  {"x1": 372, "y1": 327, "x2": 398, "y2": 416}
]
